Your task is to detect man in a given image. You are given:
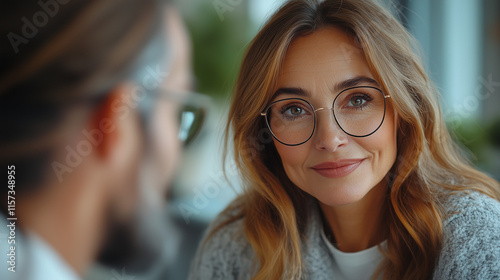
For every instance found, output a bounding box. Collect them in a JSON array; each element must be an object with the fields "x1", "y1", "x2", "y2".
[{"x1": 0, "y1": 1, "x2": 204, "y2": 279}]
